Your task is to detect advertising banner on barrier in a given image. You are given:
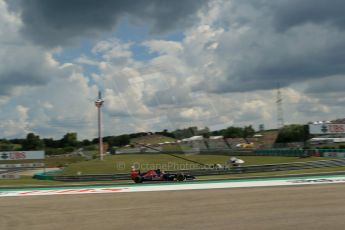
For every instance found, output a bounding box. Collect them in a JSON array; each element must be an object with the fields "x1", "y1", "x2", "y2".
[
  {"x1": 323, "y1": 152, "x2": 345, "y2": 158},
  {"x1": 0, "y1": 163, "x2": 45, "y2": 168},
  {"x1": 309, "y1": 123, "x2": 345, "y2": 134},
  {"x1": 0, "y1": 151, "x2": 45, "y2": 160},
  {"x1": 0, "y1": 174, "x2": 20, "y2": 179}
]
